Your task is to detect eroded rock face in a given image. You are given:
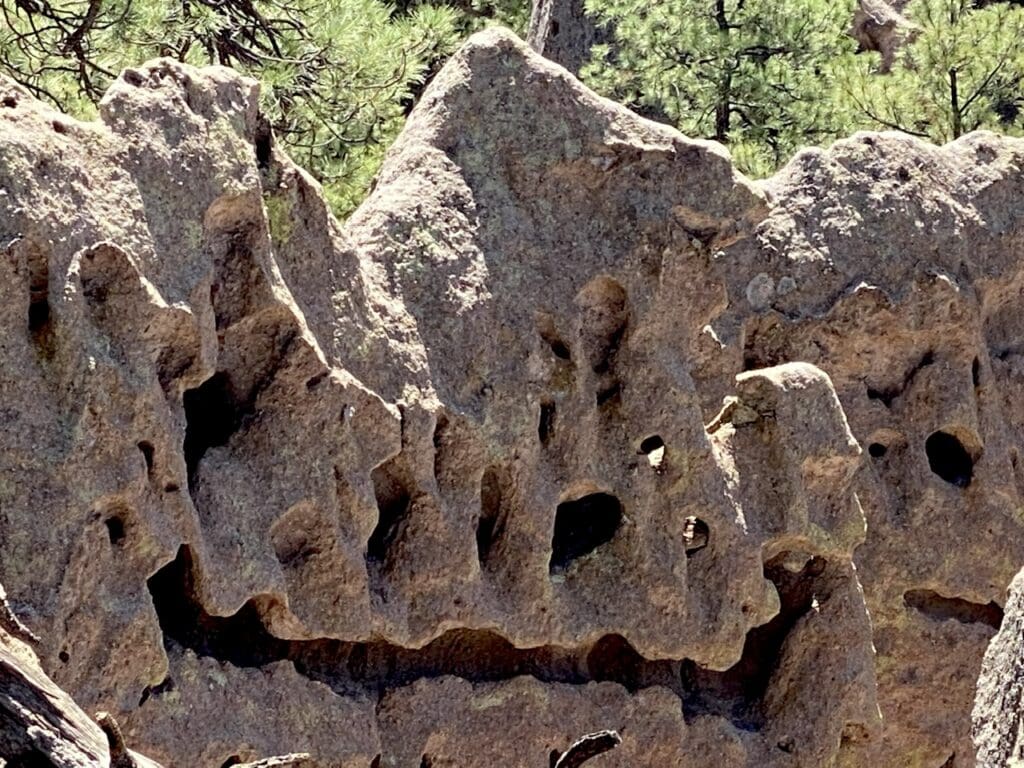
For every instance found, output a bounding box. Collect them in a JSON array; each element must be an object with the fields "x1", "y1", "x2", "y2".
[
  {"x1": 974, "y1": 566, "x2": 1024, "y2": 768},
  {"x1": 0, "y1": 27, "x2": 1022, "y2": 768}
]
